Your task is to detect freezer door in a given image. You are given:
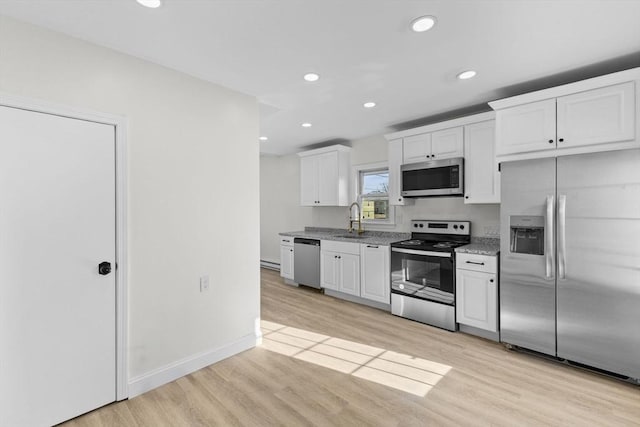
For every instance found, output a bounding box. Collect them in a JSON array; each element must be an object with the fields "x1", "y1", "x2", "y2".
[
  {"x1": 500, "y1": 158, "x2": 557, "y2": 356},
  {"x1": 557, "y1": 150, "x2": 640, "y2": 379}
]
